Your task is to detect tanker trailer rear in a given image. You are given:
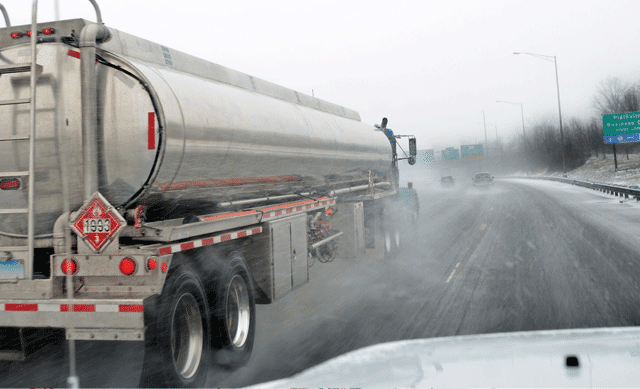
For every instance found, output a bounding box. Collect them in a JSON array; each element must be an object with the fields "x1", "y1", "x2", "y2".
[{"x1": 0, "y1": 5, "x2": 415, "y2": 387}]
